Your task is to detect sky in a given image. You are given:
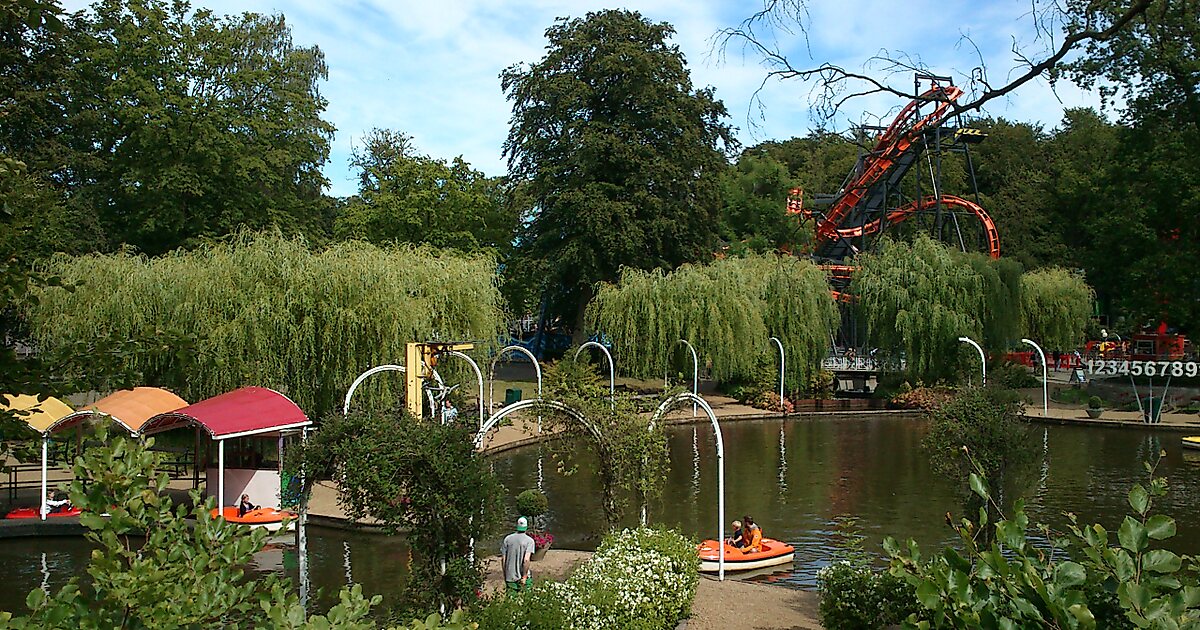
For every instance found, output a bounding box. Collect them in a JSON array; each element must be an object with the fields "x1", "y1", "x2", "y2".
[{"x1": 61, "y1": 0, "x2": 1109, "y2": 197}]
